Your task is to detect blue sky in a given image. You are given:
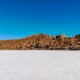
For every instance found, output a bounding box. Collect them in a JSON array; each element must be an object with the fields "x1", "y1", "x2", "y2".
[{"x1": 0, "y1": 0, "x2": 80, "y2": 39}]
